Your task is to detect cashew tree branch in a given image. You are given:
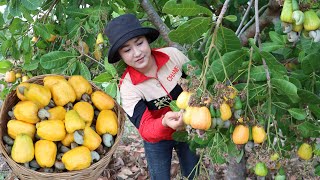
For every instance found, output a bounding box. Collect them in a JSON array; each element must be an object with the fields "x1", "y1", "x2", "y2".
[
  {"x1": 139, "y1": 0, "x2": 184, "y2": 50},
  {"x1": 239, "y1": 0, "x2": 280, "y2": 45}
]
